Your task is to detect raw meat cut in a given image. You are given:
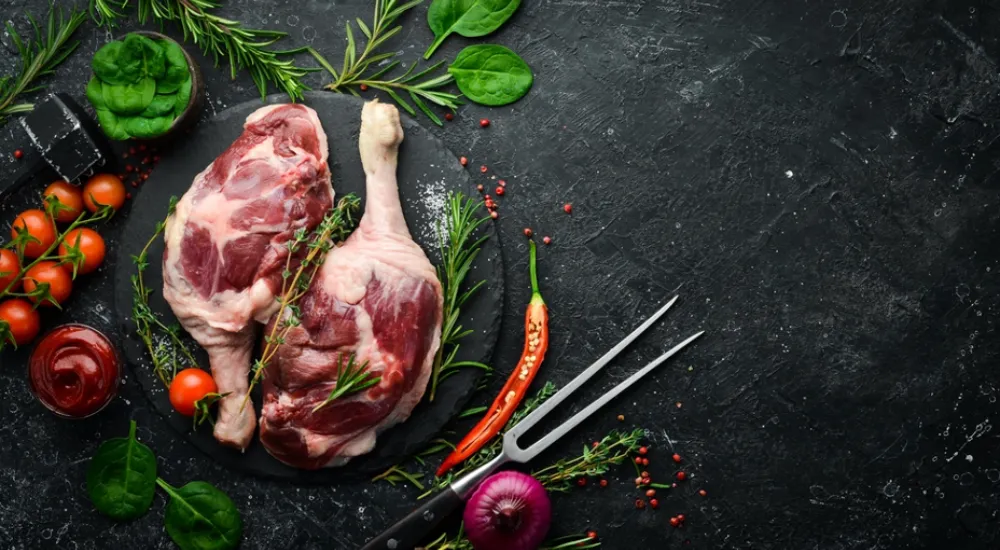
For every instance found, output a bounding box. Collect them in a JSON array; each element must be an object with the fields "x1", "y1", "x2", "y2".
[
  {"x1": 259, "y1": 100, "x2": 443, "y2": 469},
  {"x1": 162, "y1": 104, "x2": 333, "y2": 450}
]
